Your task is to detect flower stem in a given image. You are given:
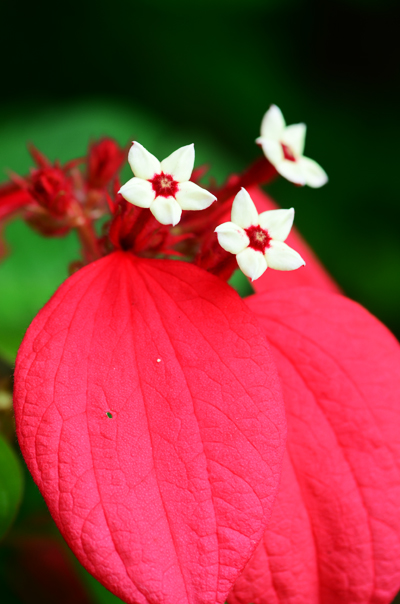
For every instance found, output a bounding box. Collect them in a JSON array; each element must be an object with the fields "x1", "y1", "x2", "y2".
[
  {"x1": 120, "y1": 208, "x2": 155, "y2": 252},
  {"x1": 218, "y1": 156, "x2": 278, "y2": 204},
  {"x1": 76, "y1": 217, "x2": 102, "y2": 264},
  {"x1": 180, "y1": 157, "x2": 277, "y2": 237}
]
